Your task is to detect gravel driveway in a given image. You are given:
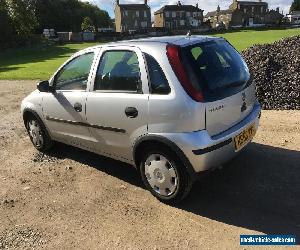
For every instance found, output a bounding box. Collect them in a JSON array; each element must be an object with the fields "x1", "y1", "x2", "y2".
[{"x1": 0, "y1": 80, "x2": 299, "y2": 249}]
